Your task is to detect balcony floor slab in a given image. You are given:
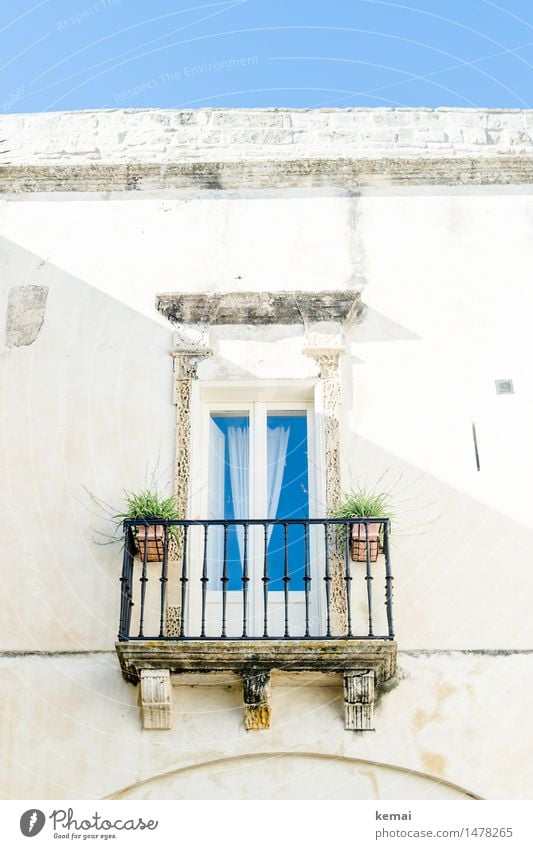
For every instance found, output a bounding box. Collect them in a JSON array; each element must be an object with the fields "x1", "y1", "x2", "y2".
[{"x1": 115, "y1": 638, "x2": 397, "y2": 685}]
